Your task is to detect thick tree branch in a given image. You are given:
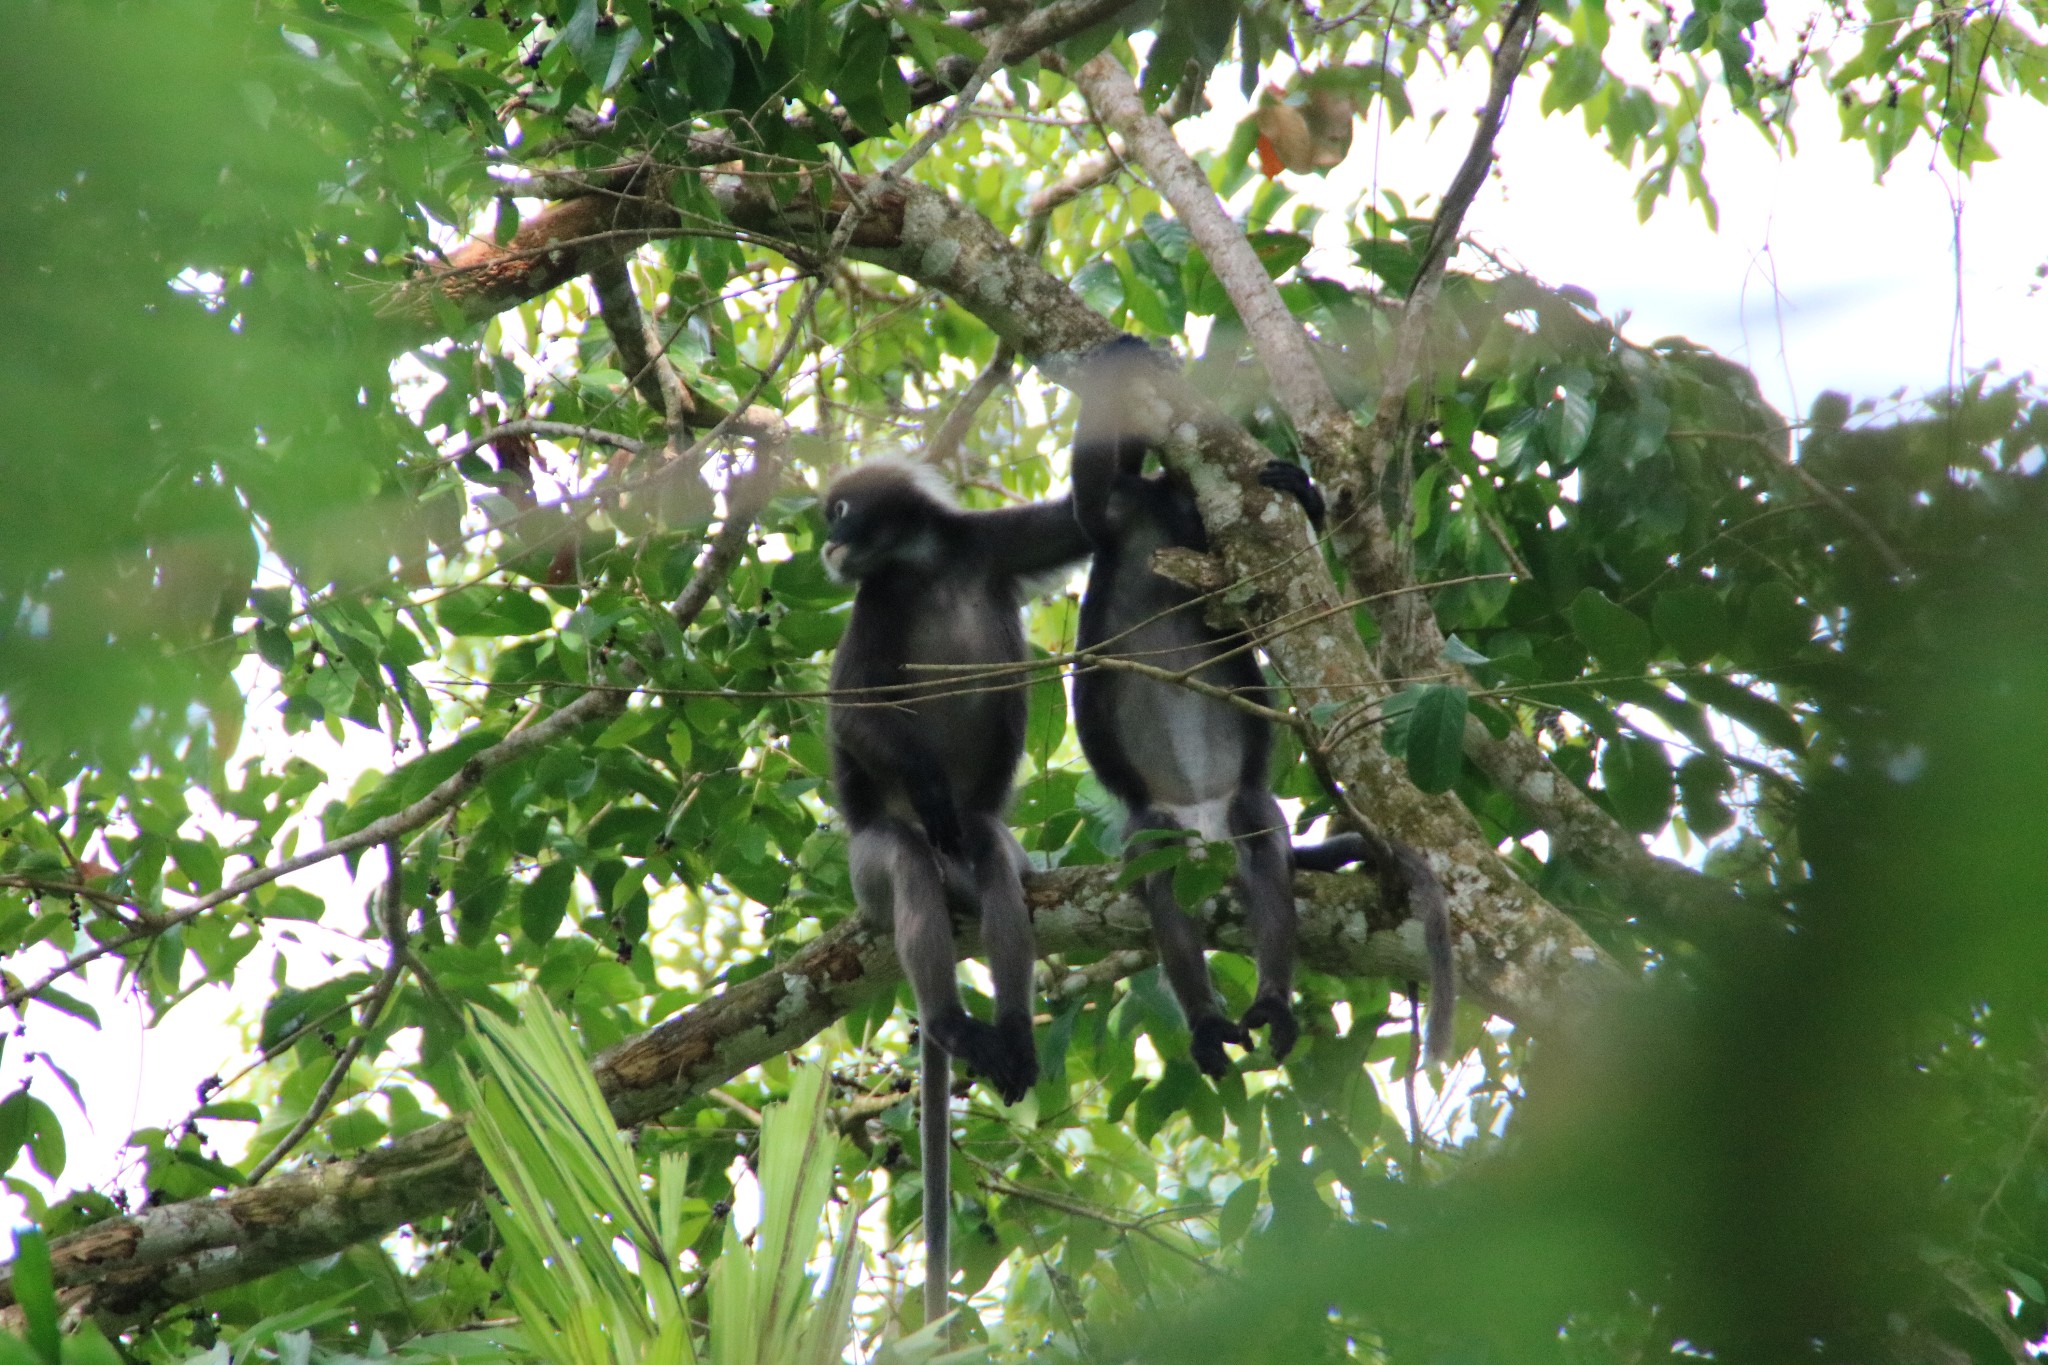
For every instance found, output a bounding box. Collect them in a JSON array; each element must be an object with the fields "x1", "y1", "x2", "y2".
[
  {"x1": 379, "y1": 0, "x2": 1142, "y2": 332},
  {"x1": 7, "y1": 859, "x2": 1617, "y2": 1327}
]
